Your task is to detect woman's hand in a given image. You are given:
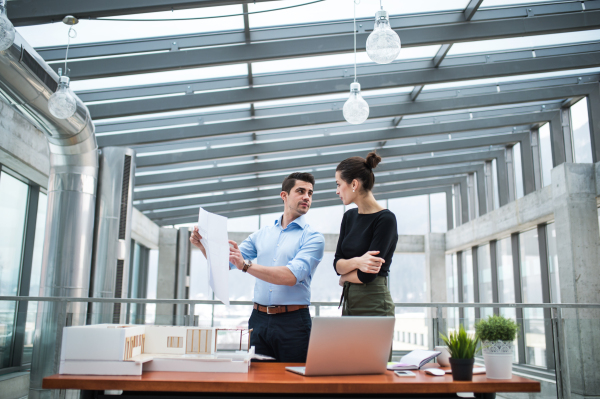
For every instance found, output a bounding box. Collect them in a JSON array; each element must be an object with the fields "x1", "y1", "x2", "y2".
[
  {"x1": 229, "y1": 240, "x2": 244, "y2": 270},
  {"x1": 355, "y1": 250, "x2": 385, "y2": 274},
  {"x1": 190, "y1": 226, "x2": 206, "y2": 257}
]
